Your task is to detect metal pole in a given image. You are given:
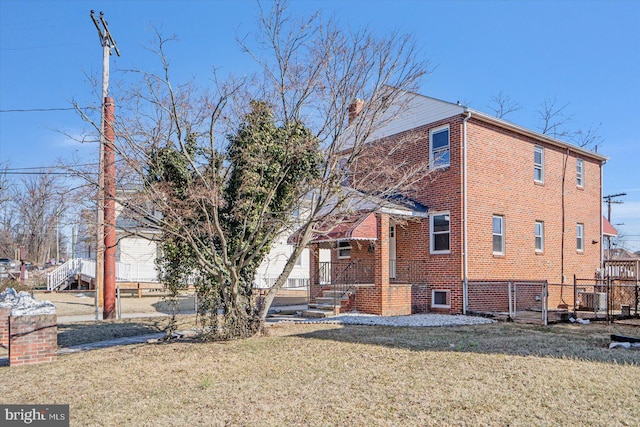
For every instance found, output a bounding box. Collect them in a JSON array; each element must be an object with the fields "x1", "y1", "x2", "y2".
[
  {"x1": 543, "y1": 281, "x2": 548, "y2": 326},
  {"x1": 56, "y1": 212, "x2": 60, "y2": 264},
  {"x1": 573, "y1": 275, "x2": 577, "y2": 318},
  {"x1": 513, "y1": 281, "x2": 517, "y2": 320},
  {"x1": 116, "y1": 285, "x2": 121, "y2": 319},
  {"x1": 507, "y1": 280, "x2": 513, "y2": 321}
]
